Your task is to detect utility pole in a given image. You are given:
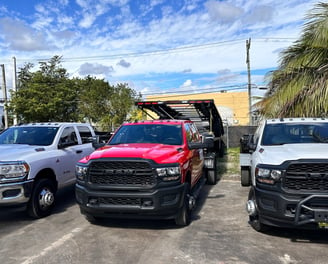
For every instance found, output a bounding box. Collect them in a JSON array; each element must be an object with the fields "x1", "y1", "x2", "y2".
[
  {"x1": 12, "y1": 57, "x2": 18, "y2": 125},
  {"x1": 0, "y1": 64, "x2": 8, "y2": 129},
  {"x1": 246, "y1": 38, "x2": 252, "y2": 126}
]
